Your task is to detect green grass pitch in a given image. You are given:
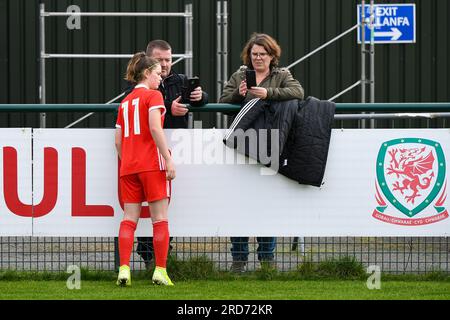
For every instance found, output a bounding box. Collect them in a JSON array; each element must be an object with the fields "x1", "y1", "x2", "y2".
[{"x1": 1, "y1": 279, "x2": 450, "y2": 300}]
